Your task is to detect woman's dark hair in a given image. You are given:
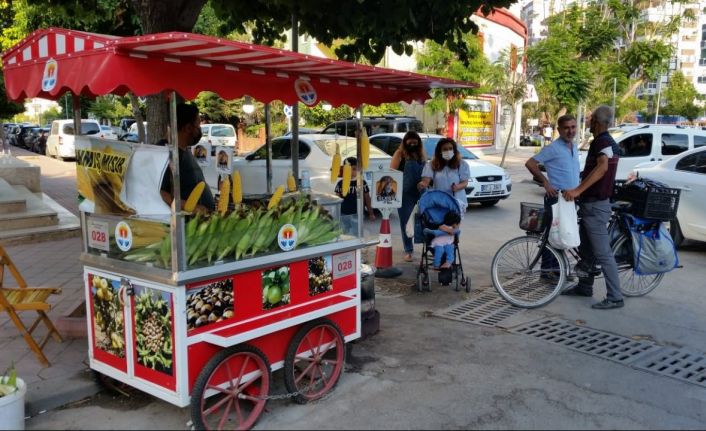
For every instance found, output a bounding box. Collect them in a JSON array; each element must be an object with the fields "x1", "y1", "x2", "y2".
[
  {"x1": 400, "y1": 131, "x2": 426, "y2": 161},
  {"x1": 444, "y1": 211, "x2": 461, "y2": 226},
  {"x1": 431, "y1": 138, "x2": 461, "y2": 171}
]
